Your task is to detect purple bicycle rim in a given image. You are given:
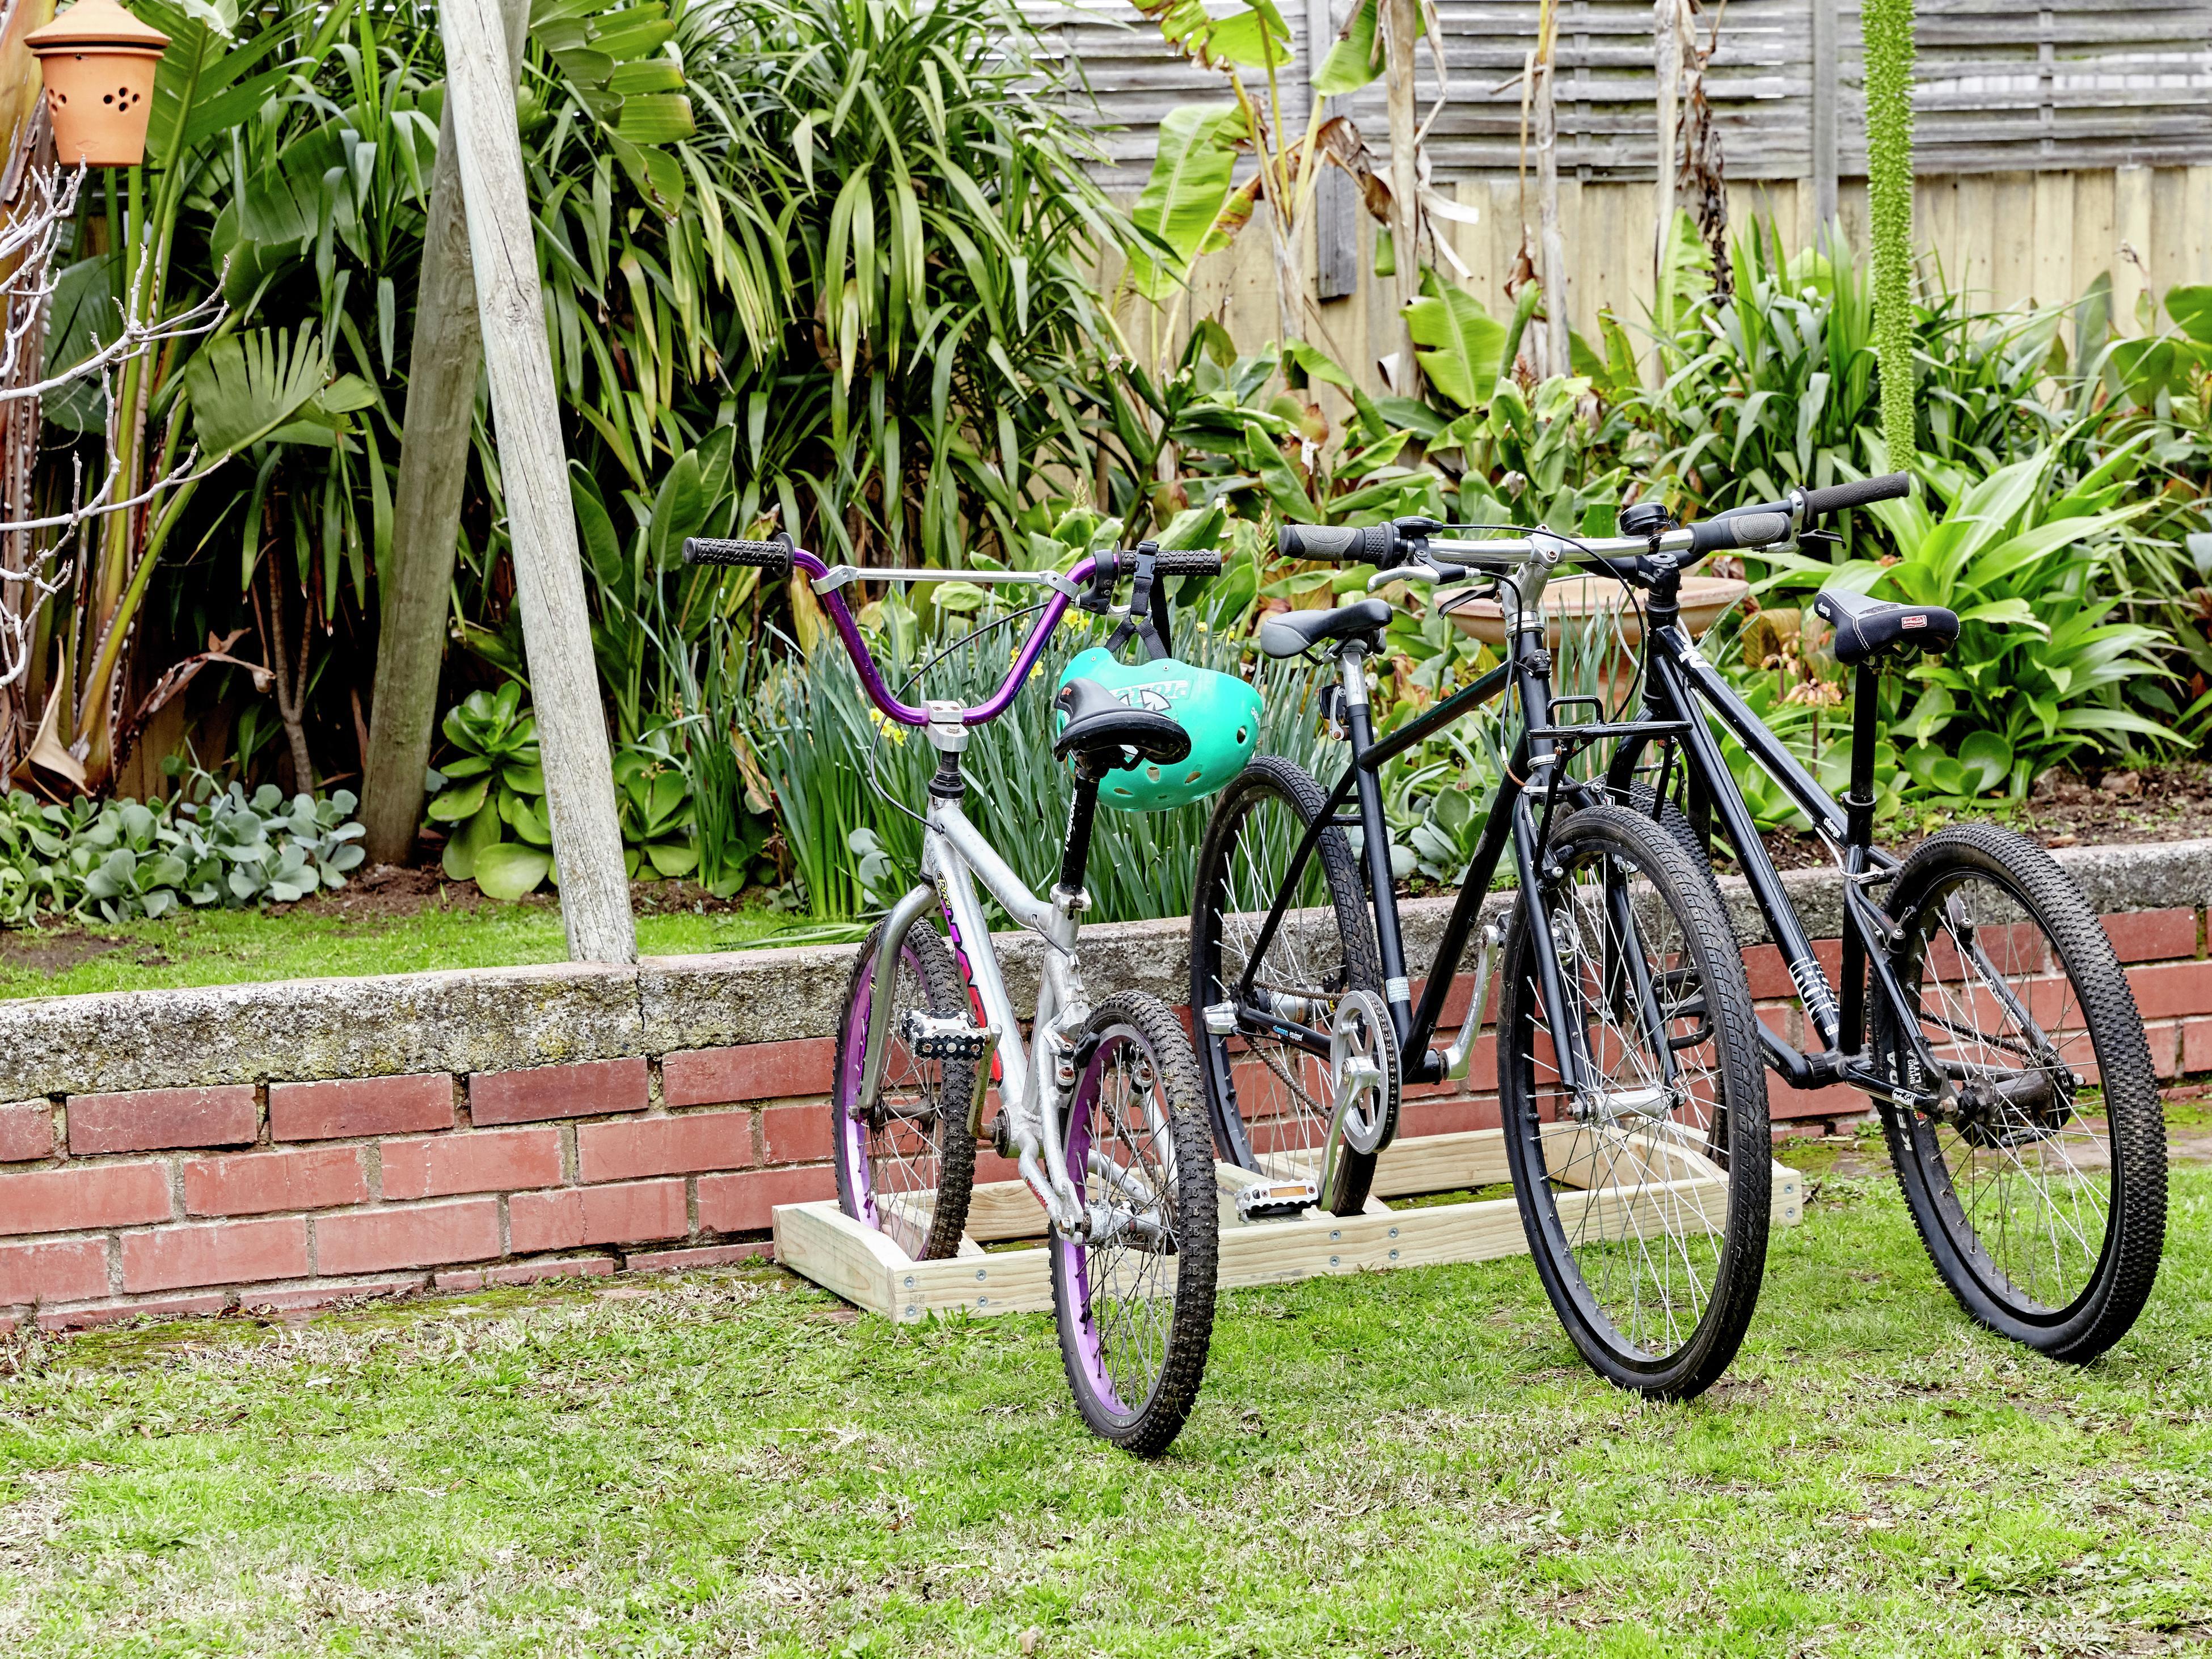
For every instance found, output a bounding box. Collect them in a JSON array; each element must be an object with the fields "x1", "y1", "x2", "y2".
[
  {"x1": 837, "y1": 974, "x2": 879, "y2": 1231},
  {"x1": 1058, "y1": 1045, "x2": 1128, "y2": 1414},
  {"x1": 796, "y1": 548, "x2": 1096, "y2": 729}
]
